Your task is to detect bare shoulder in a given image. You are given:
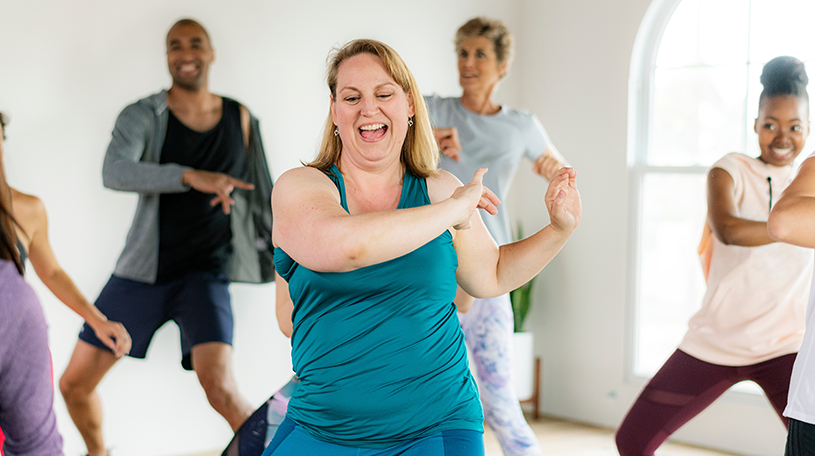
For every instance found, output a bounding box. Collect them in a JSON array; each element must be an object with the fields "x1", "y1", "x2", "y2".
[
  {"x1": 273, "y1": 166, "x2": 340, "y2": 205},
  {"x1": 10, "y1": 188, "x2": 46, "y2": 220},
  {"x1": 9, "y1": 188, "x2": 46, "y2": 235},
  {"x1": 426, "y1": 170, "x2": 463, "y2": 204}
]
